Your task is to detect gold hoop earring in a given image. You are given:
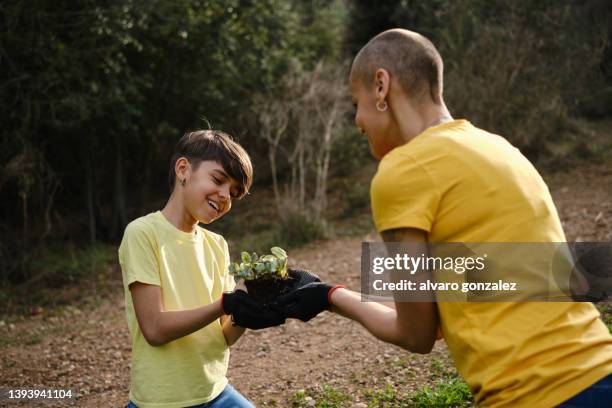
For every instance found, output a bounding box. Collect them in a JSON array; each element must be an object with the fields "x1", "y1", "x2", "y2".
[{"x1": 376, "y1": 100, "x2": 388, "y2": 112}]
